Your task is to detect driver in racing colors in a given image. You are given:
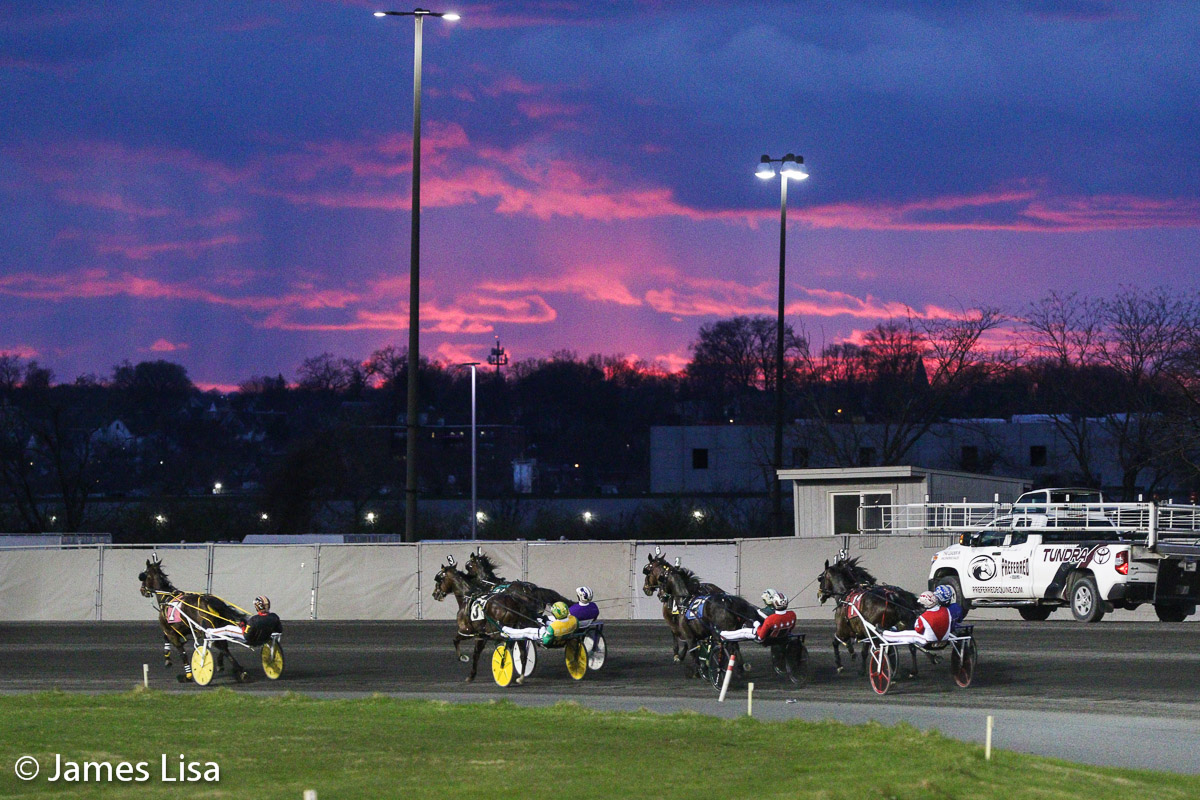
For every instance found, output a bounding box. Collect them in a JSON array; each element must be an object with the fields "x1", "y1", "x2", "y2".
[
  {"x1": 569, "y1": 586, "x2": 599, "y2": 625},
  {"x1": 722, "y1": 589, "x2": 795, "y2": 642},
  {"x1": 882, "y1": 590, "x2": 954, "y2": 646},
  {"x1": 501, "y1": 601, "x2": 578, "y2": 645}
]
